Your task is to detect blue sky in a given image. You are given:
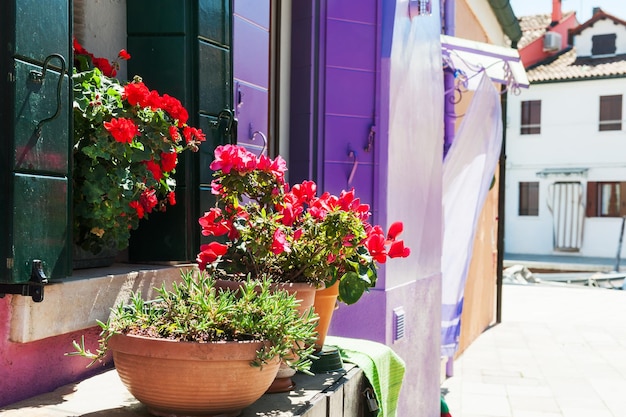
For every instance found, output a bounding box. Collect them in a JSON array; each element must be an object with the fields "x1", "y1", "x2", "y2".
[{"x1": 509, "y1": 0, "x2": 626, "y2": 22}]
